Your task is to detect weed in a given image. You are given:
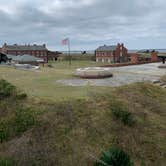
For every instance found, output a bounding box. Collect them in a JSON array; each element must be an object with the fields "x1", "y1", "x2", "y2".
[
  {"x1": 110, "y1": 100, "x2": 134, "y2": 126},
  {"x1": 16, "y1": 93, "x2": 27, "y2": 100},
  {"x1": 0, "y1": 158, "x2": 16, "y2": 166},
  {"x1": 0, "y1": 107, "x2": 36, "y2": 142},
  {"x1": 14, "y1": 107, "x2": 36, "y2": 133},
  {"x1": 0, "y1": 79, "x2": 16, "y2": 99},
  {"x1": 95, "y1": 146, "x2": 133, "y2": 166}
]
